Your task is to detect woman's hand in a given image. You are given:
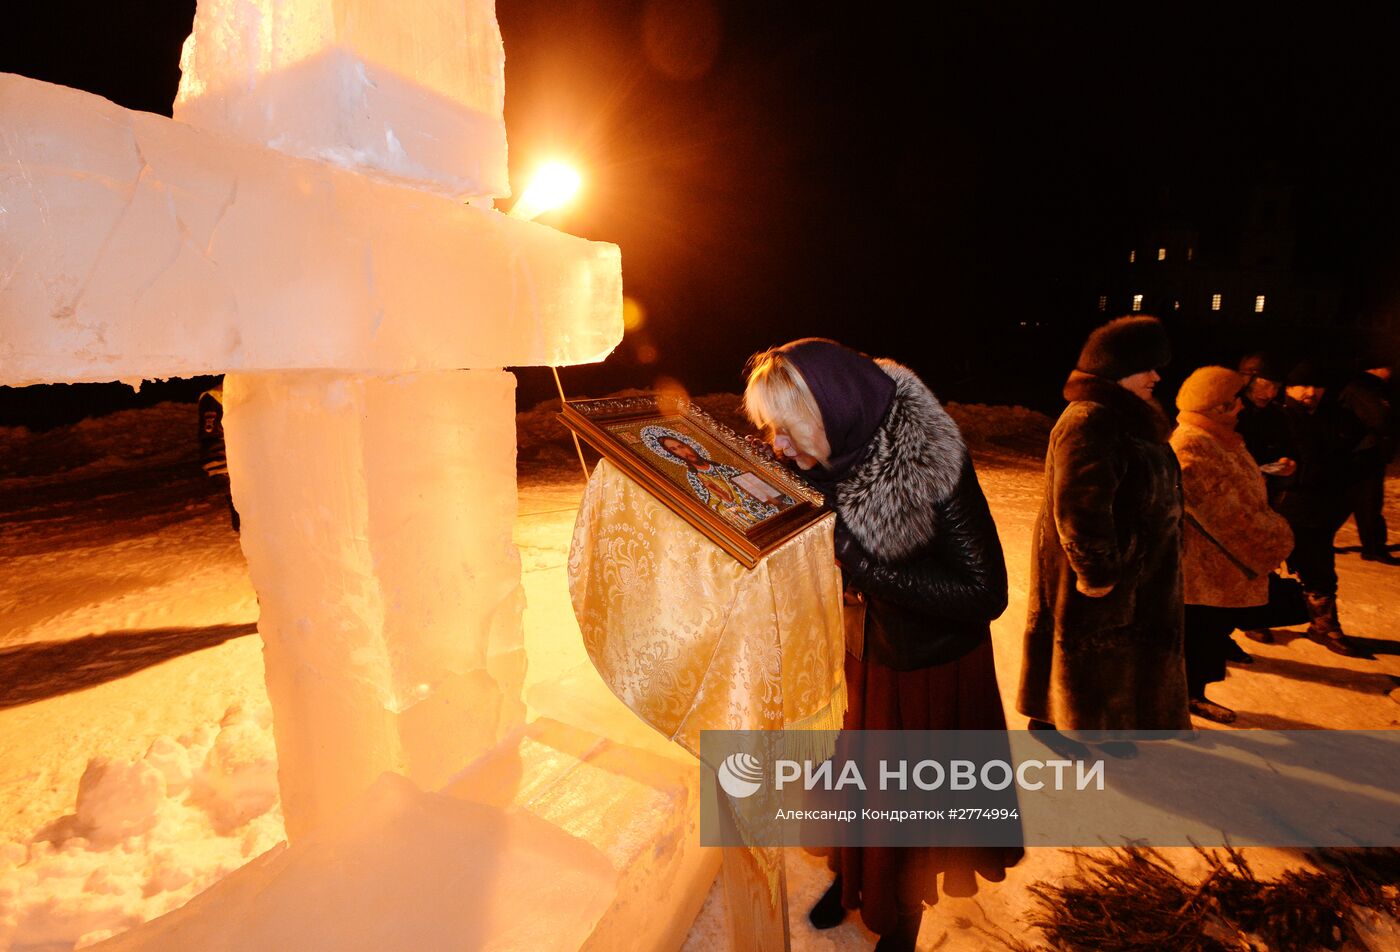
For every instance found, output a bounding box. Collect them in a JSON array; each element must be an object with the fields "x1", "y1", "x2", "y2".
[
  {"x1": 1259, "y1": 457, "x2": 1296, "y2": 477},
  {"x1": 1076, "y1": 578, "x2": 1115, "y2": 598}
]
